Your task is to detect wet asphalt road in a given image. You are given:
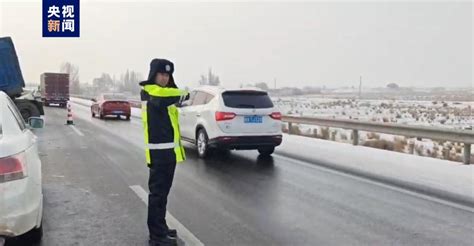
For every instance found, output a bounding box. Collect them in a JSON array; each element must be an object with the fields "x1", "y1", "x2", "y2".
[{"x1": 6, "y1": 104, "x2": 474, "y2": 246}]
